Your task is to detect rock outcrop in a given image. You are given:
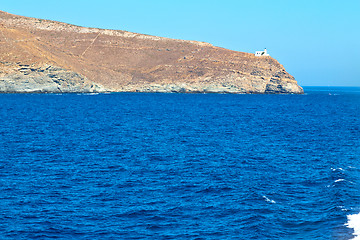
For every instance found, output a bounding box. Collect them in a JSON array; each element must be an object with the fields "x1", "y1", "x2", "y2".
[
  {"x1": 0, "y1": 64, "x2": 105, "y2": 93},
  {"x1": 0, "y1": 10, "x2": 303, "y2": 94}
]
